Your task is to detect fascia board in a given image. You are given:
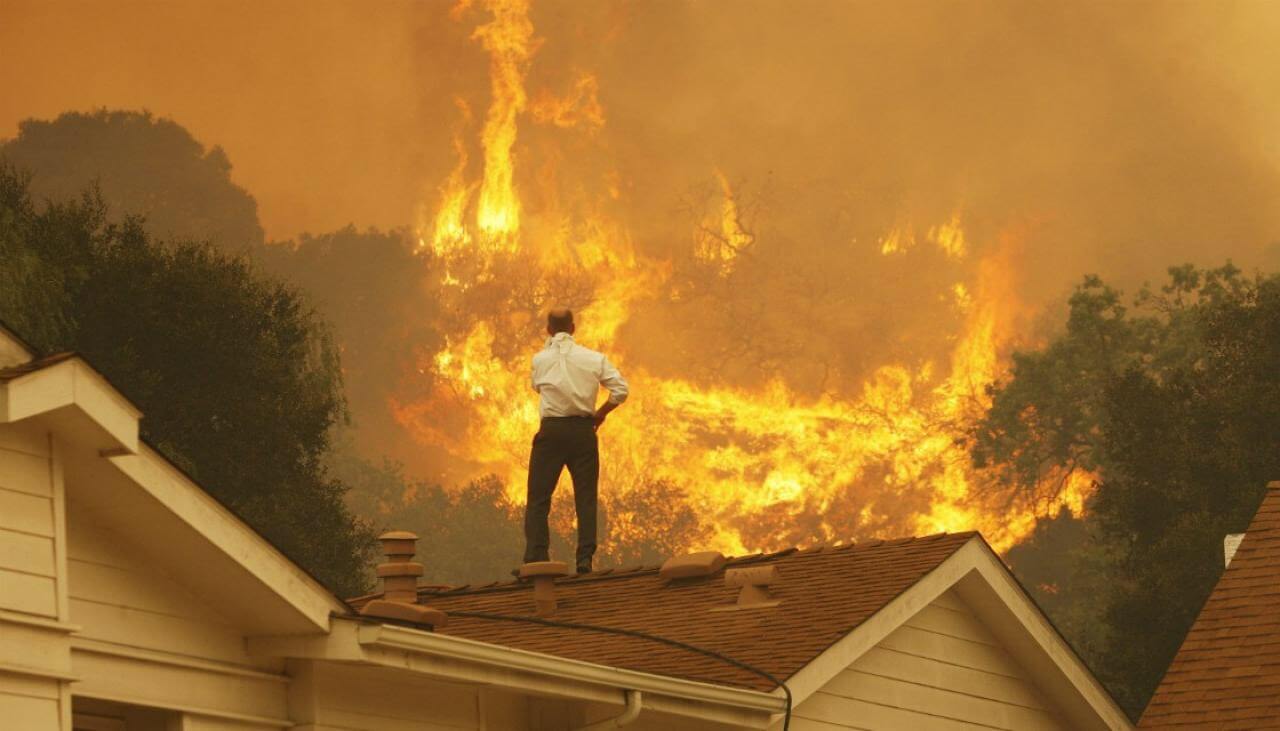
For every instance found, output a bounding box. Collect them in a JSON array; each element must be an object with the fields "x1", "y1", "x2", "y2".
[
  {"x1": 0, "y1": 358, "x2": 139, "y2": 452},
  {"x1": 960, "y1": 539, "x2": 1133, "y2": 730},
  {"x1": 779, "y1": 535, "x2": 983, "y2": 708}
]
